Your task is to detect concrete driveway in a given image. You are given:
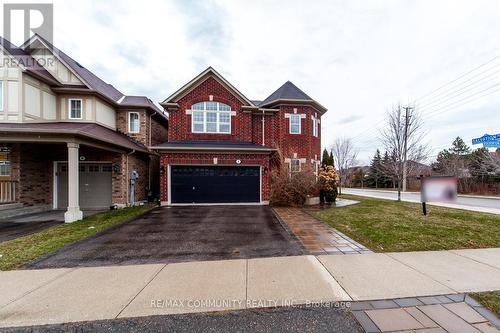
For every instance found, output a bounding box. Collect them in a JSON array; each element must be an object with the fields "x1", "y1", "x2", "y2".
[{"x1": 26, "y1": 206, "x2": 304, "y2": 269}]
